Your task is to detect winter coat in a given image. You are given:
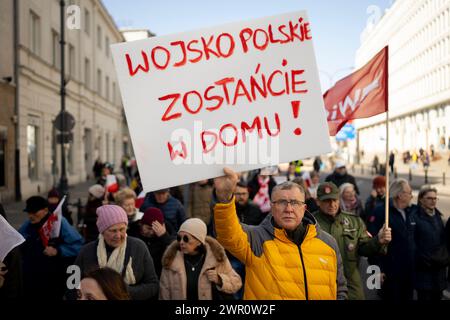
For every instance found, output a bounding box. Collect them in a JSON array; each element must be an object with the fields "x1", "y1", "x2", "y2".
[
  {"x1": 235, "y1": 201, "x2": 265, "y2": 225},
  {"x1": 363, "y1": 195, "x2": 385, "y2": 223},
  {"x1": 367, "y1": 201, "x2": 416, "y2": 279},
  {"x1": 0, "y1": 247, "x2": 23, "y2": 299},
  {"x1": 159, "y1": 236, "x2": 242, "y2": 300},
  {"x1": 313, "y1": 210, "x2": 386, "y2": 300},
  {"x1": 19, "y1": 215, "x2": 83, "y2": 299},
  {"x1": 140, "y1": 193, "x2": 186, "y2": 231},
  {"x1": 325, "y1": 172, "x2": 360, "y2": 195},
  {"x1": 127, "y1": 222, "x2": 176, "y2": 277},
  {"x1": 187, "y1": 183, "x2": 213, "y2": 225},
  {"x1": 214, "y1": 199, "x2": 348, "y2": 300},
  {"x1": 412, "y1": 206, "x2": 448, "y2": 291},
  {"x1": 82, "y1": 198, "x2": 103, "y2": 243},
  {"x1": 74, "y1": 236, "x2": 159, "y2": 300}
]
